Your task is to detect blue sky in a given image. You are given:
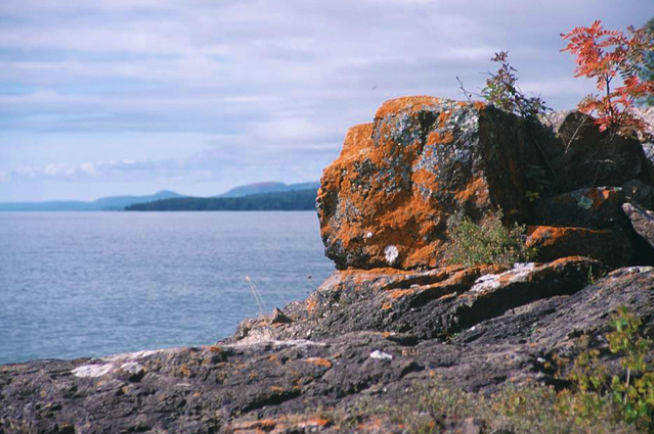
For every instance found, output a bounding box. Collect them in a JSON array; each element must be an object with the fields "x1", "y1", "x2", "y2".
[{"x1": 0, "y1": 0, "x2": 651, "y2": 201}]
